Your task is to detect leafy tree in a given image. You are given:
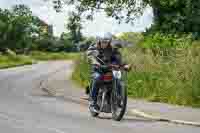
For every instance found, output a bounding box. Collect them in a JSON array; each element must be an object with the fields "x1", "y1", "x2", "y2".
[
  {"x1": 66, "y1": 11, "x2": 83, "y2": 44},
  {"x1": 60, "y1": 32, "x2": 74, "y2": 52},
  {"x1": 145, "y1": 0, "x2": 200, "y2": 35},
  {"x1": 11, "y1": 5, "x2": 34, "y2": 52},
  {"x1": 51, "y1": 0, "x2": 146, "y2": 24},
  {"x1": 0, "y1": 5, "x2": 34, "y2": 53},
  {"x1": 51, "y1": 0, "x2": 200, "y2": 35},
  {"x1": 0, "y1": 4, "x2": 61, "y2": 53},
  {"x1": 0, "y1": 9, "x2": 12, "y2": 51}
]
